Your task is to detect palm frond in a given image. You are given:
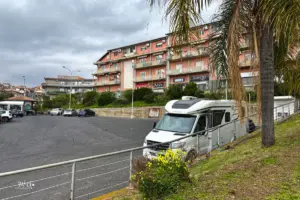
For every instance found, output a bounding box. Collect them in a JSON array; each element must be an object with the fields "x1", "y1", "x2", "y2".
[{"x1": 149, "y1": 0, "x2": 214, "y2": 45}]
